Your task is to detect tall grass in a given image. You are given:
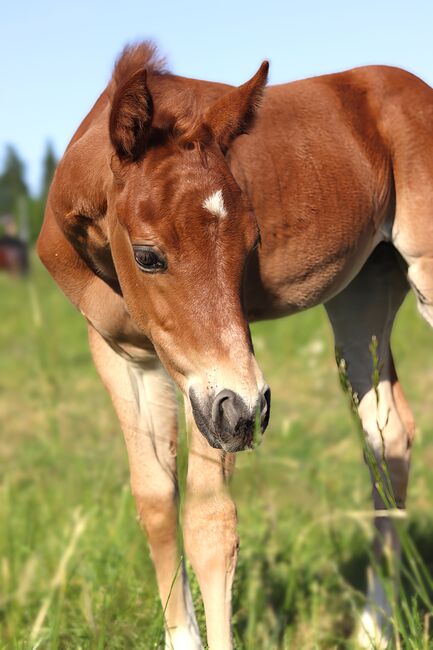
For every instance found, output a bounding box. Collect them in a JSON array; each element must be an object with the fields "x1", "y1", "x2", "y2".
[
  {"x1": 337, "y1": 337, "x2": 433, "y2": 649},
  {"x1": 1, "y1": 257, "x2": 433, "y2": 648}
]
